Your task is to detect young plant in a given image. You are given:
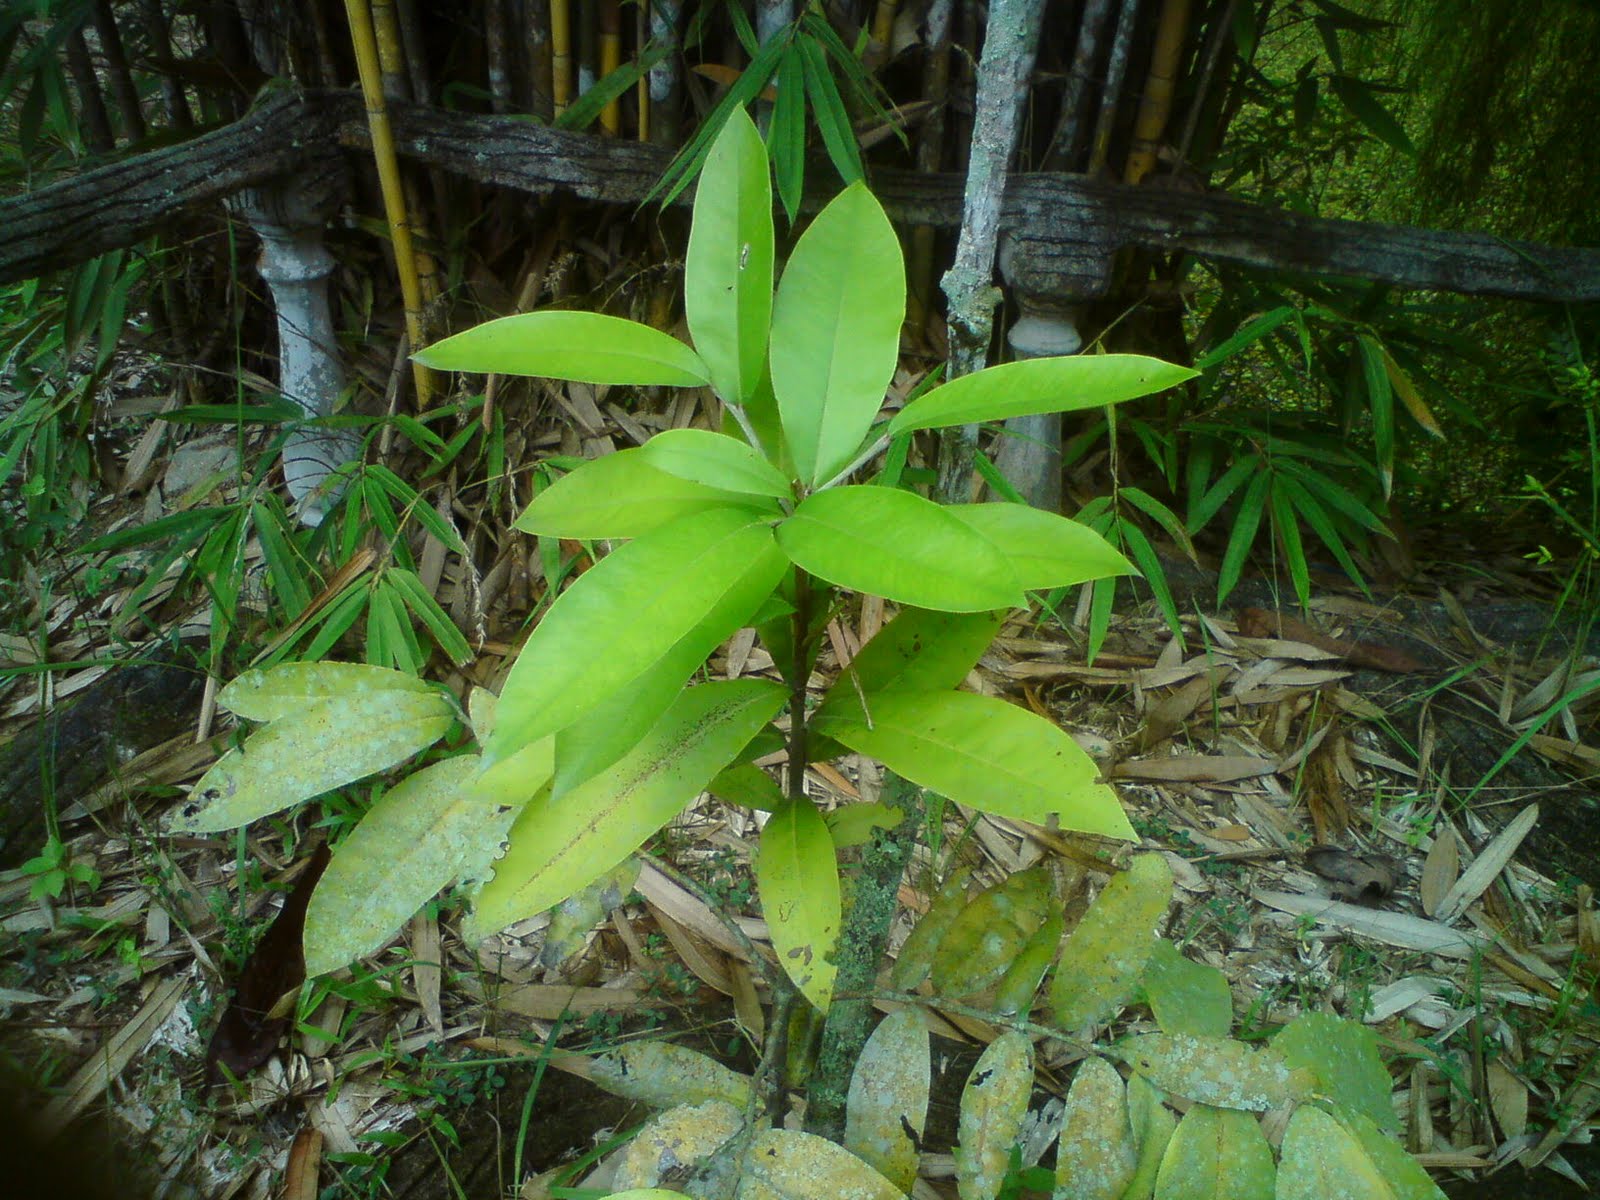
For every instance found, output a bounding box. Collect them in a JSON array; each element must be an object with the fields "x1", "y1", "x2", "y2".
[{"x1": 165, "y1": 107, "x2": 1194, "y2": 1010}]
